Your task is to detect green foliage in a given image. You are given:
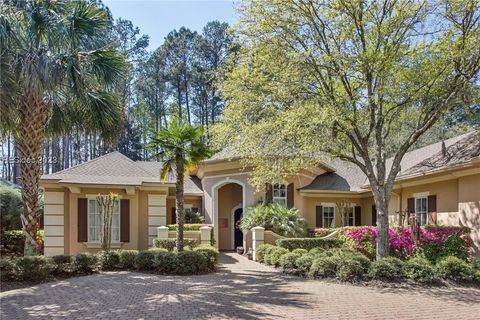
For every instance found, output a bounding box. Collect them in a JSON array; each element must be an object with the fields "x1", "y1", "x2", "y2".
[
  {"x1": 15, "y1": 256, "x2": 53, "y2": 281},
  {"x1": 0, "y1": 259, "x2": 17, "y2": 281},
  {"x1": 417, "y1": 233, "x2": 471, "y2": 263},
  {"x1": 351, "y1": 255, "x2": 372, "y2": 273},
  {"x1": 240, "y1": 203, "x2": 308, "y2": 237},
  {"x1": 51, "y1": 255, "x2": 72, "y2": 274},
  {"x1": 175, "y1": 251, "x2": 208, "y2": 275},
  {"x1": 403, "y1": 257, "x2": 435, "y2": 283},
  {"x1": 0, "y1": 230, "x2": 25, "y2": 256},
  {"x1": 336, "y1": 258, "x2": 365, "y2": 281},
  {"x1": 309, "y1": 256, "x2": 342, "y2": 278},
  {"x1": 193, "y1": 245, "x2": 219, "y2": 270},
  {"x1": 368, "y1": 258, "x2": 404, "y2": 280},
  {"x1": 119, "y1": 250, "x2": 139, "y2": 269},
  {"x1": 472, "y1": 256, "x2": 480, "y2": 271},
  {"x1": 295, "y1": 254, "x2": 315, "y2": 275},
  {"x1": 135, "y1": 251, "x2": 156, "y2": 270},
  {"x1": 73, "y1": 253, "x2": 98, "y2": 274},
  {"x1": 279, "y1": 252, "x2": 301, "y2": 270},
  {"x1": 0, "y1": 186, "x2": 23, "y2": 231},
  {"x1": 98, "y1": 250, "x2": 121, "y2": 270},
  {"x1": 435, "y1": 256, "x2": 473, "y2": 281},
  {"x1": 153, "y1": 251, "x2": 177, "y2": 273},
  {"x1": 291, "y1": 248, "x2": 308, "y2": 256},
  {"x1": 255, "y1": 244, "x2": 275, "y2": 263},
  {"x1": 308, "y1": 247, "x2": 326, "y2": 257},
  {"x1": 153, "y1": 238, "x2": 200, "y2": 251},
  {"x1": 266, "y1": 247, "x2": 289, "y2": 266},
  {"x1": 276, "y1": 238, "x2": 342, "y2": 251}
]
